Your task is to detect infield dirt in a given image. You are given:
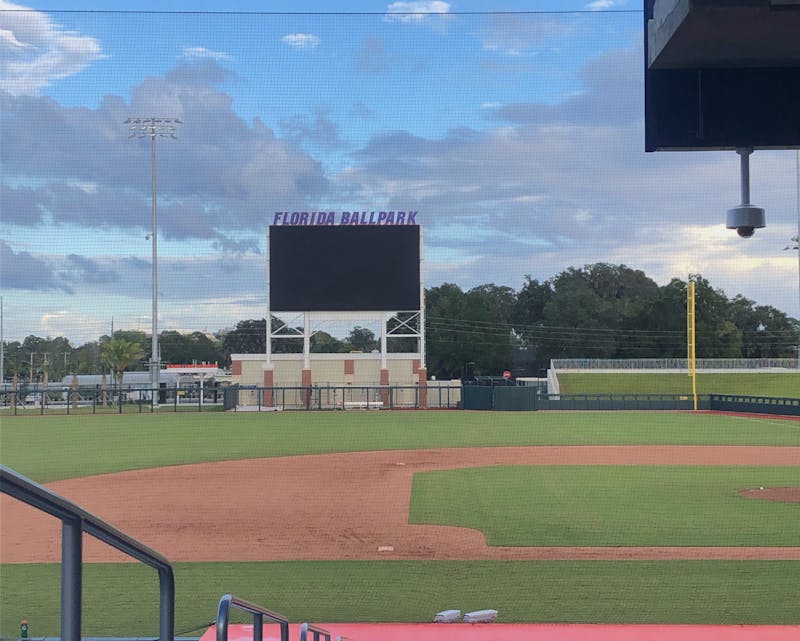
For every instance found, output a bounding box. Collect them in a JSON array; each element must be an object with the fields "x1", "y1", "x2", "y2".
[{"x1": 2, "y1": 445, "x2": 799, "y2": 564}]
